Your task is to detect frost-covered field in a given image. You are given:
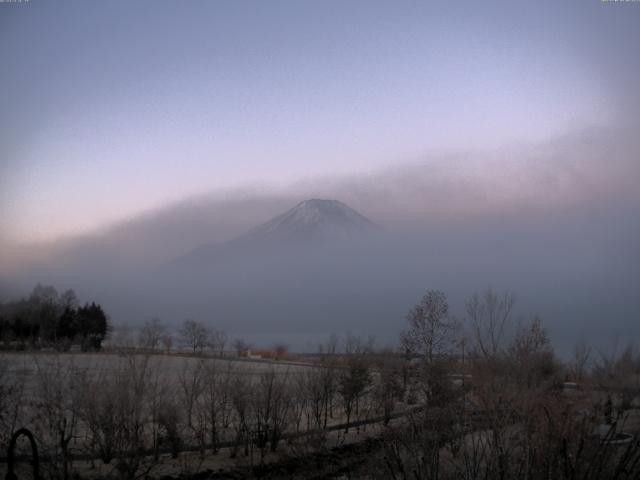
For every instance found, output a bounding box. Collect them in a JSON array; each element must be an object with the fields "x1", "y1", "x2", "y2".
[
  {"x1": 2, "y1": 352, "x2": 312, "y2": 402},
  {"x1": 2, "y1": 352, "x2": 309, "y2": 381},
  {"x1": 0, "y1": 350, "x2": 391, "y2": 480}
]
